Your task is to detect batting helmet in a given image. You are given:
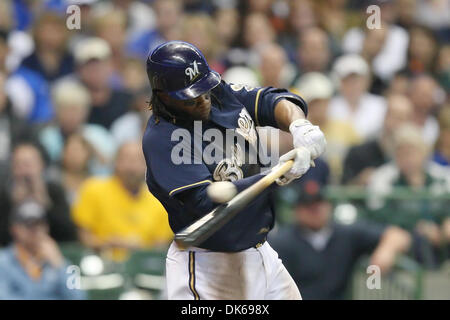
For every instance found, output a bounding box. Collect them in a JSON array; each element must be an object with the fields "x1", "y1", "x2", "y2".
[{"x1": 146, "y1": 41, "x2": 221, "y2": 100}]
